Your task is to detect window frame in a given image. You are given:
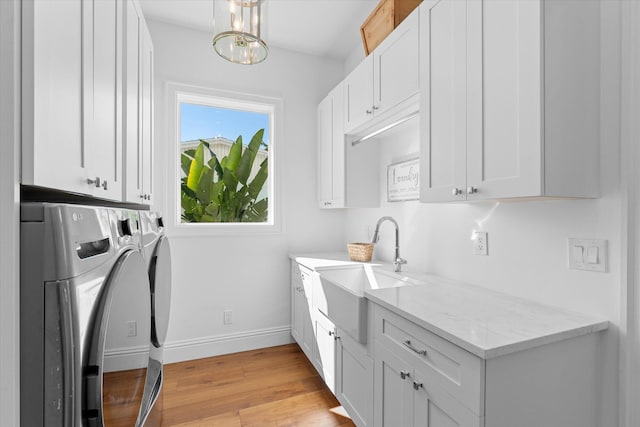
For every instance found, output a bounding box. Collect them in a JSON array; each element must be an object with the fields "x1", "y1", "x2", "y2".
[{"x1": 166, "y1": 82, "x2": 282, "y2": 236}]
